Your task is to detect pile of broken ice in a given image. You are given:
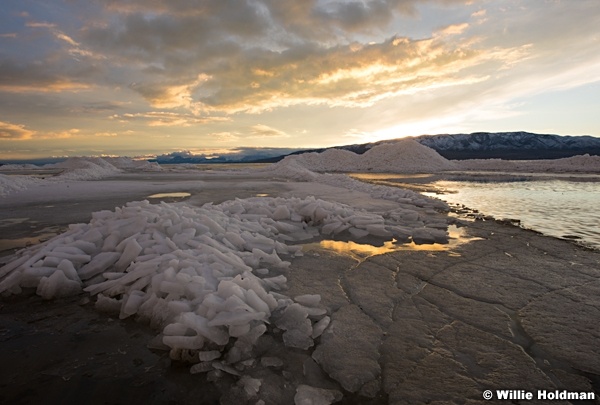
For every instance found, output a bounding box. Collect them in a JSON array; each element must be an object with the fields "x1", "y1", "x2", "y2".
[{"x1": 0, "y1": 193, "x2": 449, "y2": 402}]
